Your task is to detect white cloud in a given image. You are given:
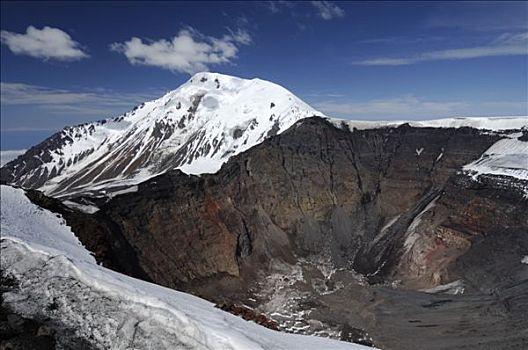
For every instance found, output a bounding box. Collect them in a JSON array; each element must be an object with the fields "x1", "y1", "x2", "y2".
[
  {"x1": 1, "y1": 82, "x2": 163, "y2": 115},
  {"x1": 264, "y1": 1, "x2": 344, "y2": 24},
  {"x1": 2, "y1": 82, "x2": 92, "y2": 105},
  {"x1": 0, "y1": 26, "x2": 88, "y2": 61},
  {"x1": 355, "y1": 32, "x2": 528, "y2": 65},
  {"x1": 265, "y1": 1, "x2": 295, "y2": 14},
  {"x1": 110, "y1": 28, "x2": 251, "y2": 74},
  {"x1": 310, "y1": 1, "x2": 345, "y2": 20},
  {"x1": 312, "y1": 95, "x2": 528, "y2": 119},
  {"x1": 228, "y1": 28, "x2": 252, "y2": 45}
]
